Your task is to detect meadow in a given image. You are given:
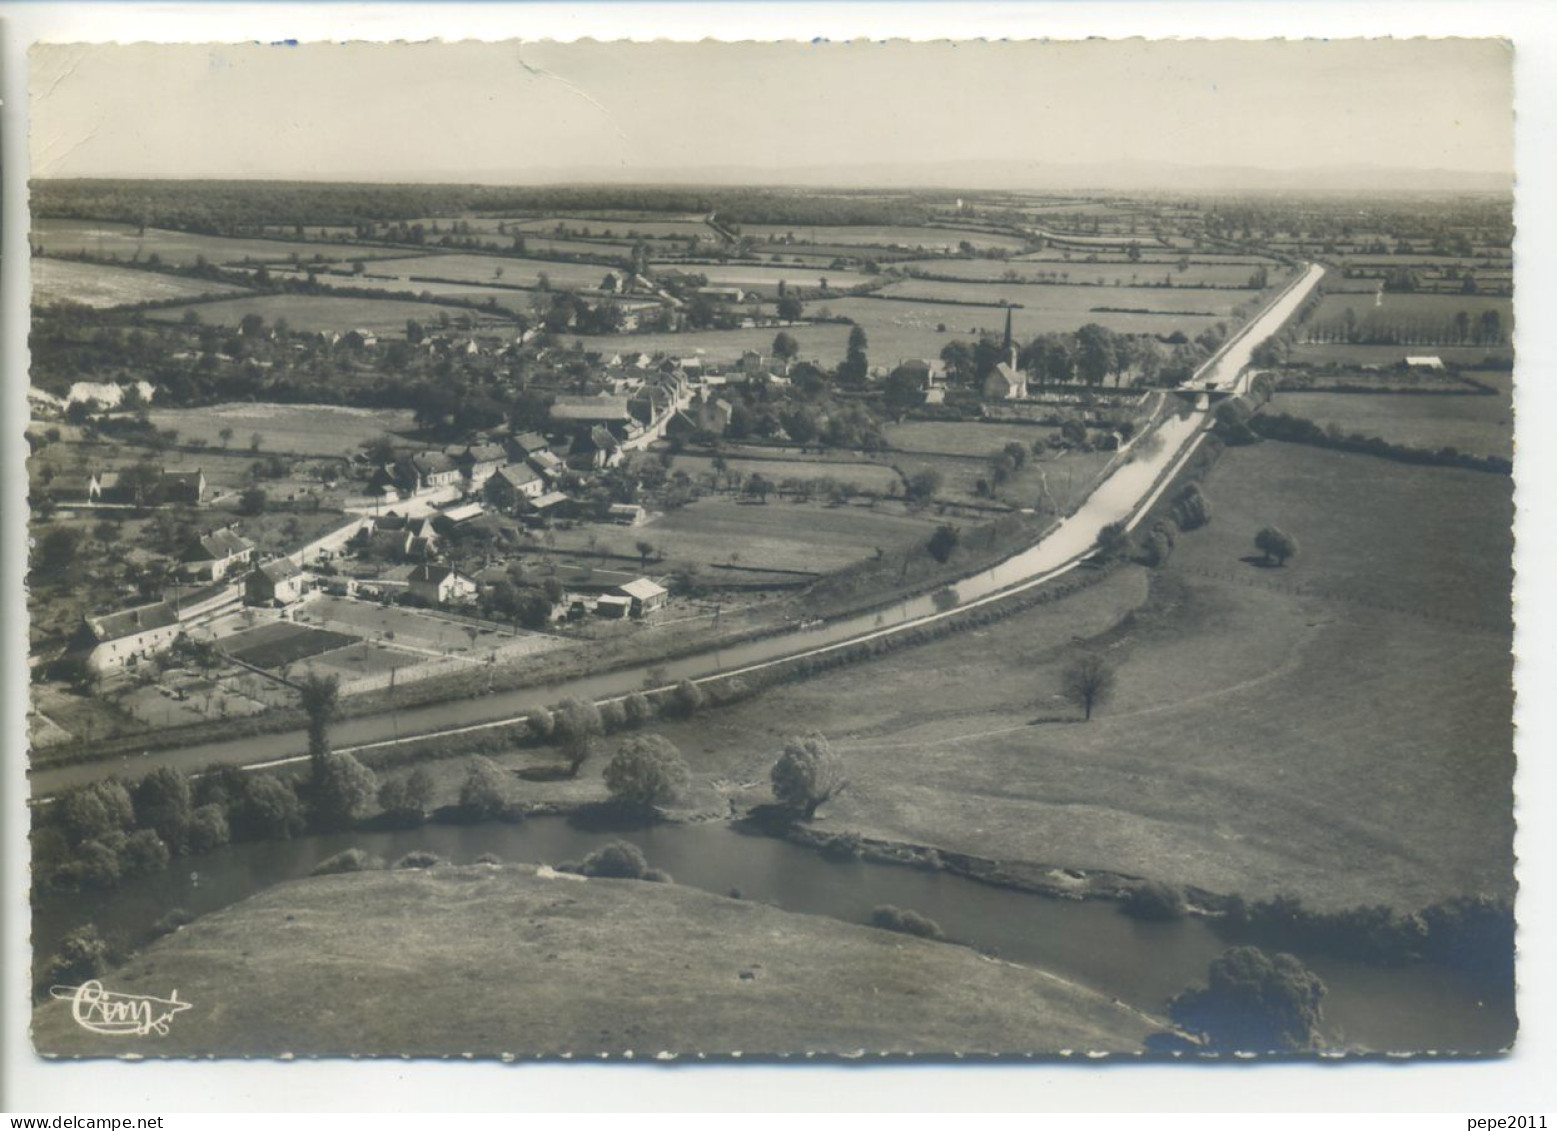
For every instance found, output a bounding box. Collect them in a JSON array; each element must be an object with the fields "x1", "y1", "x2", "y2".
[
  {"x1": 668, "y1": 453, "x2": 902, "y2": 495},
  {"x1": 895, "y1": 258, "x2": 1272, "y2": 288},
  {"x1": 679, "y1": 263, "x2": 871, "y2": 295},
  {"x1": 739, "y1": 224, "x2": 1031, "y2": 252},
  {"x1": 31, "y1": 219, "x2": 404, "y2": 267},
  {"x1": 148, "y1": 294, "x2": 511, "y2": 335},
  {"x1": 223, "y1": 622, "x2": 360, "y2": 670},
  {"x1": 568, "y1": 323, "x2": 852, "y2": 364},
  {"x1": 31, "y1": 258, "x2": 250, "y2": 308},
  {"x1": 1267, "y1": 389, "x2": 1514, "y2": 459},
  {"x1": 883, "y1": 277, "x2": 1249, "y2": 316},
  {"x1": 1290, "y1": 342, "x2": 1515, "y2": 368},
  {"x1": 646, "y1": 441, "x2": 1513, "y2": 912},
  {"x1": 884, "y1": 419, "x2": 1052, "y2": 458},
  {"x1": 146, "y1": 403, "x2": 414, "y2": 458},
  {"x1": 362, "y1": 254, "x2": 616, "y2": 291}
]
